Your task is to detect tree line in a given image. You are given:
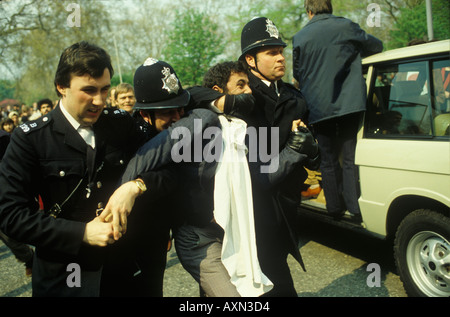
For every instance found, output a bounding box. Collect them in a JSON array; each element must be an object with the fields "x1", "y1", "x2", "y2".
[{"x1": 0, "y1": 0, "x2": 448, "y2": 105}]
